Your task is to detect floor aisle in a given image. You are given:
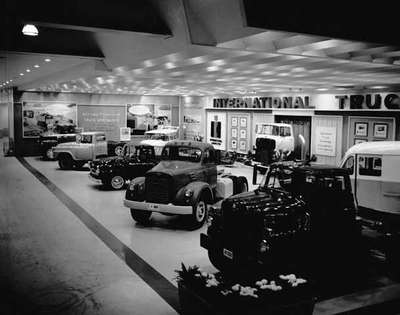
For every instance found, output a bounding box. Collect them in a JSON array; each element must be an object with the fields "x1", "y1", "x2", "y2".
[{"x1": 0, "y1": 156, "x2": 179, "y2": 315}]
